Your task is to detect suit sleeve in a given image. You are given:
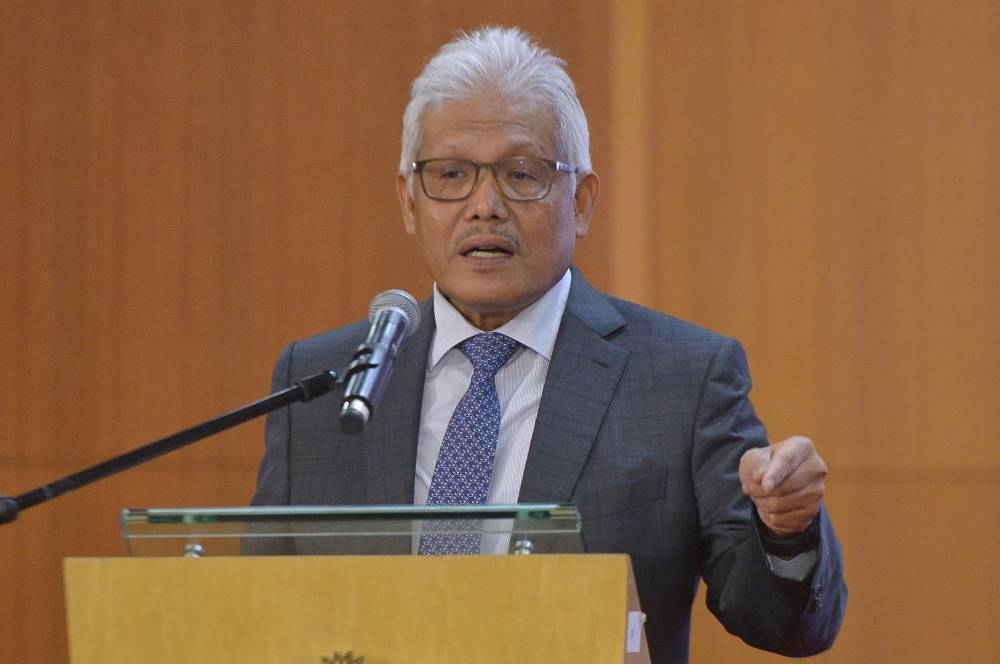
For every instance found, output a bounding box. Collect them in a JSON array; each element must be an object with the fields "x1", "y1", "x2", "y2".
[
  {"x1": 250, "y1": 341, "x2": 295, "y2": 506},
  {"x1": 692, "y1": 338, "x2": 846, "y2": 656}
]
